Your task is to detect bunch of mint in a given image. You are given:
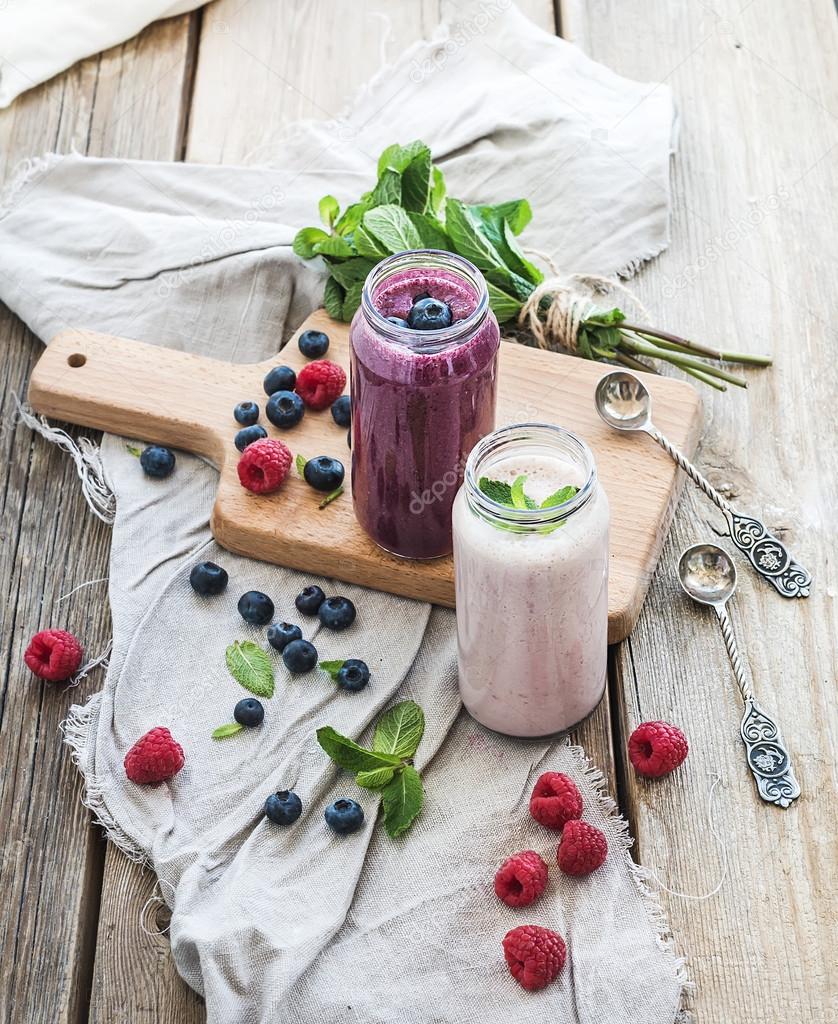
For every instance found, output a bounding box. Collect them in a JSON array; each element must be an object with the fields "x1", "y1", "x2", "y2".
[
  {"x1": 478, "y1": 474, "x2": 579, "y2": 534},
  {"x1": 317, "y1": 700, "x2": 425, "y2": 838},
  {"x1": 292, "y1": 140, "x2": 542, "y2": 324}
]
